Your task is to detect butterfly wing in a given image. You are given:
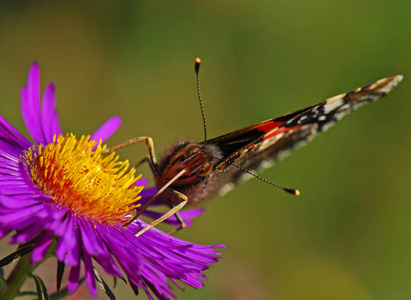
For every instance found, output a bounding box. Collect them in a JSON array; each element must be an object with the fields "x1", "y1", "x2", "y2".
[{"x1": 202, "y1": 75, "x2": 402, "y2": 197}]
